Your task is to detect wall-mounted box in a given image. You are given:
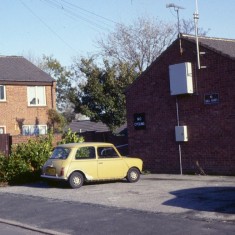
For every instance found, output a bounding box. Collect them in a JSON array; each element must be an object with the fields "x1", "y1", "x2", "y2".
[
  {"x1": 175, "y1": 126, "x2": 188, "y2": 142},
  {"x1": 169, "y1": 62, "x2": 193, "y2": 95}
]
